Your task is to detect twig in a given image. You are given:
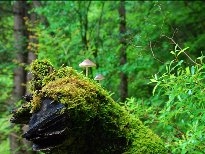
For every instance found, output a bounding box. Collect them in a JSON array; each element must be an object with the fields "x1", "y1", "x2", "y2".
[
  {"x1": 171, "y1": 28, "x2": 178, "y2": 39},
  {"x1": 149, "y1": 41, "x2": 164, "y2": 63},
  {"x1": 162, "y1": 35, "x2": 199, "y2": 65},
  {"x1": 10, "y1": 133, "x2": 21, "y2": 139}
]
